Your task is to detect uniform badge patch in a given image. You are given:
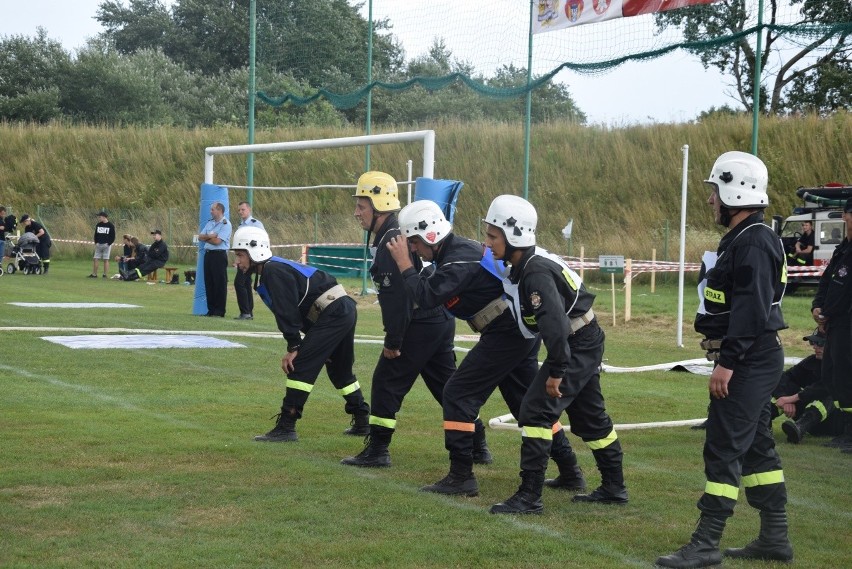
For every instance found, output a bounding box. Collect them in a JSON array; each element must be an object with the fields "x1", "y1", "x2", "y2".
[
  {"x1": 530, "y1": 291, "x2": 542, "y2": 309},
  {"x1": 382, "y1": 275, "x2": 391, "y2": 287},
  {"x1": 839, "y1": 266, "x2": 848, "y2": 278}
]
